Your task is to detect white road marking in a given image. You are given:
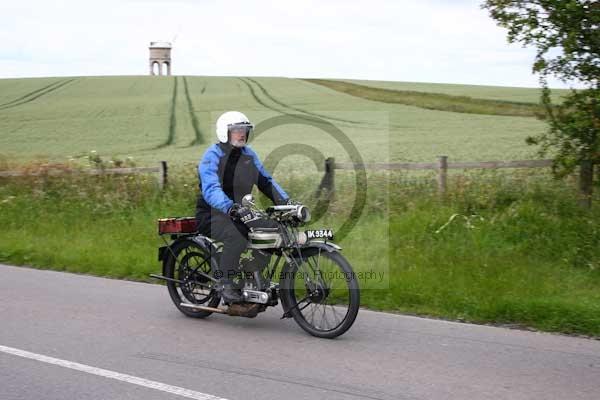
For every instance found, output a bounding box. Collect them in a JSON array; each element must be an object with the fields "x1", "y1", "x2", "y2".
[{"x1": 0, "y1": 344, "x2": 228, "y2": 400}]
